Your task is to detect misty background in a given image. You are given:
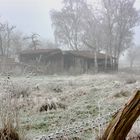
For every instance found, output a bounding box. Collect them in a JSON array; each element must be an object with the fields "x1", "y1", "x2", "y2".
[
  {"x1": 0, "y1": 0, "x2": 139, "y2": 70},
  {"x1": 0, "y1": 0, "x2": 140, "y2": 43},
  {"x1": 0, "y1": 1, "x2": 140, "y2": 140}
]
